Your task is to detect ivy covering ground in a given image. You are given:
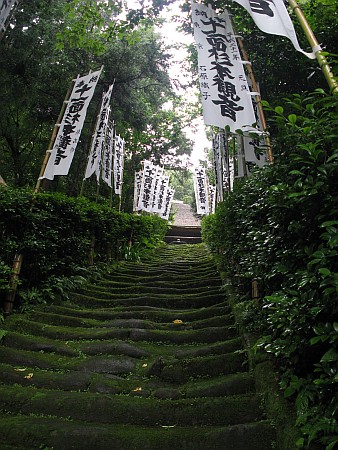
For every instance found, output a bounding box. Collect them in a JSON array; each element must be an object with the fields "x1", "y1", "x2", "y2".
[{"x1": 202, "y1": 89, "x2": 338, "y2": 450}]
